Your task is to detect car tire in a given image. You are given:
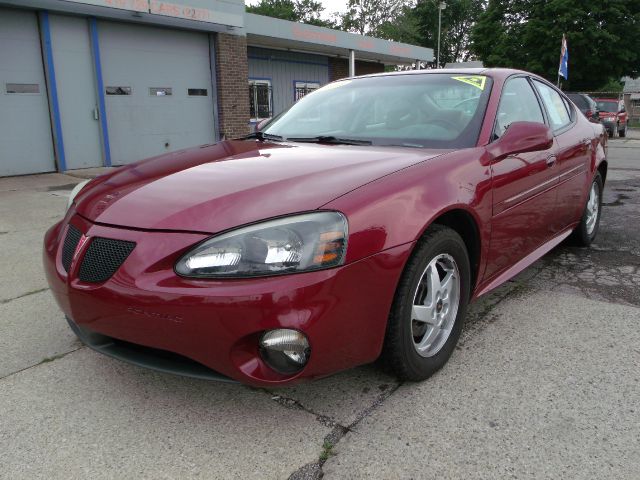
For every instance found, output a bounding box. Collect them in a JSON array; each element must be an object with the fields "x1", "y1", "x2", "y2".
[
  {"x1": 572, "y1": 172, "x2": 603, "y2": 247},
  {"x1": 381, "y1": 225, "x2": 471, "y2": 381},
  {"x1": 619, "y1": 123, "x2": 626, "y2": 138}
]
